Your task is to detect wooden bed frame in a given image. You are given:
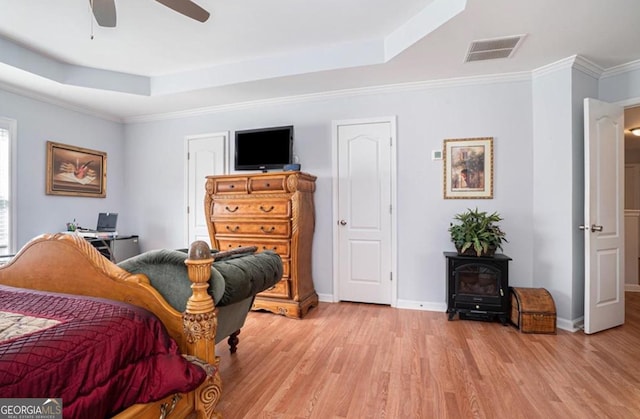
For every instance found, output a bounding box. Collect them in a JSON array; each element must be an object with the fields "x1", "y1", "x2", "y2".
[{"x1": 0, "y1": 233, "x2": 222, "y2": 419}]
